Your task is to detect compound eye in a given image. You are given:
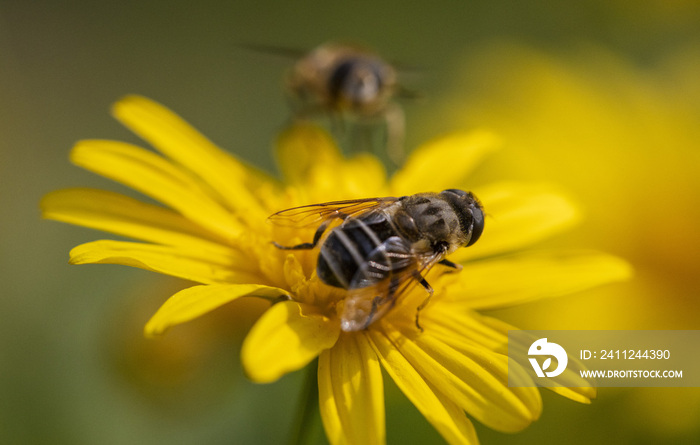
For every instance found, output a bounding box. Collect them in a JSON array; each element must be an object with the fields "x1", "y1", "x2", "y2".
[
  {"x1": 443, "y1": 189, "x2": 468, "y2": 197},
  {"x1": 466, "y1": 204, "x2": 485, "y2": 247}
]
